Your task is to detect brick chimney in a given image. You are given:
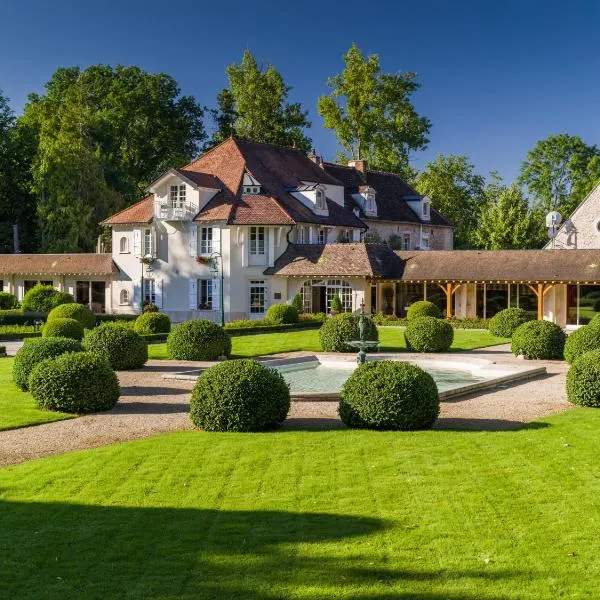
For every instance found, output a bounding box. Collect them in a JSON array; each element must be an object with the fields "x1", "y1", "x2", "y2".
[{"x1": 348, "y1": 159, "x2": 367, "y2": 174}]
